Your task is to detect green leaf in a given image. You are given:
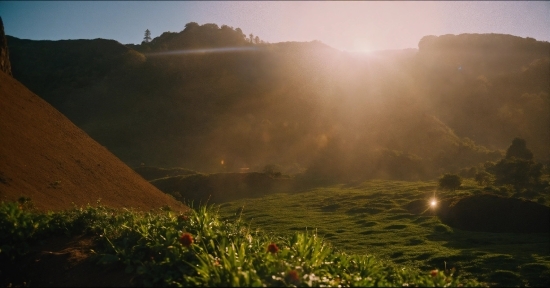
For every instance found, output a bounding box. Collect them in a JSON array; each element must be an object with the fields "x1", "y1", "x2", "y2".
[
  {"x1": 98, "y1": 254, "x2": 119, "y2": 265},
  {"x1": 125, "y1": 265, "x2": 134, "y2": 273}
]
